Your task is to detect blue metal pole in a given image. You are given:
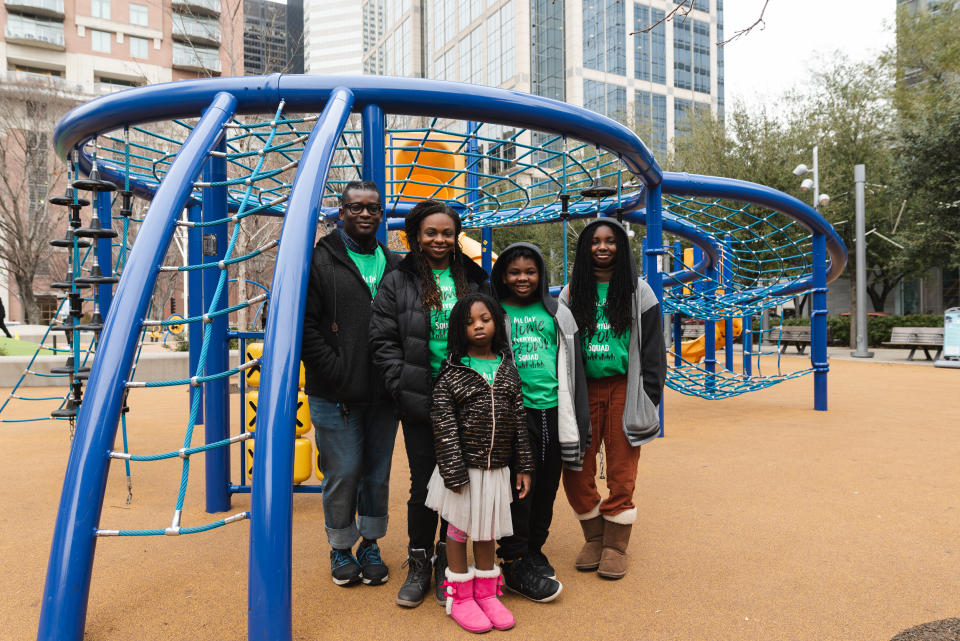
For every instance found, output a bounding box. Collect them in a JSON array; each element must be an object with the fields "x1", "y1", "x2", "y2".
[
  {"x1": 640, "y1": 236, "x2": 647, "y2": 276},
  {"x1": 203, "y1": 136, "x2": 230, "y2": 514},
  {"x1": 465, "y1": 122, "x2": 488, "y2": 271},
  {"x1": 481, "y1": 227, "x2": 493, "y2": 273},
  {"x1": 722, "y1": 235, "x2": 733, "y2": 371},
  {"x1": 95, "y1": 191, "x2": 114, "y2": 315},
  {"x1": 37, "y1": 92, "x2": 237, "y2": 641},
  {"x1": 743, "y1": 313, "x2": 753, "y2": 378},
  {"x1": 248, "y1": 87, "x2": 355, "y2": 641},
  {"x1": 361, "y1": 103, "x2": 387, "y2": 244},
  {"x1": 672, "y1": 241, "x2": 682, "y2": 367},
  {"x1": 701, "y1": 245, "x2": 716, "y2": 394},
  {"x1": 811, "y1": 232, "x2": 828, "y2": 411},
  {"x1": 644, "y1": 185, "x2": 665, "y2": 437},
  {"x1": 187, "y1": 203, "x2": 204, "y2": 426}
]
